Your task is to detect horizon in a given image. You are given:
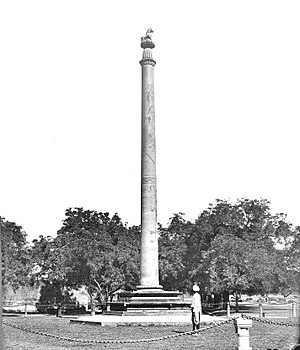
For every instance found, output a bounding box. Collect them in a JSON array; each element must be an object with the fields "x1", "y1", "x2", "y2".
[{"x1": 1, "y1": 196, "x2": 297, "y2": 243}]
